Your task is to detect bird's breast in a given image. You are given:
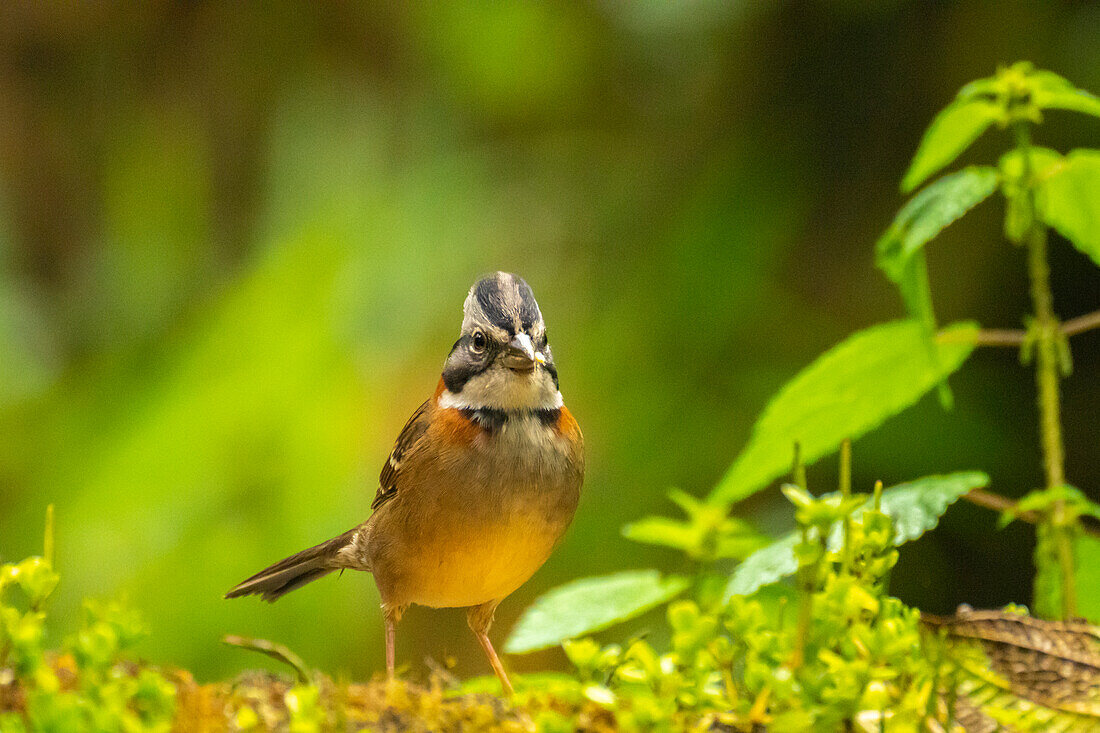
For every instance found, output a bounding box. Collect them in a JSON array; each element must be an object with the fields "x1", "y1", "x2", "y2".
[{"x1": 368, "y1": 408, "x2": 583, "y2": 609}]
